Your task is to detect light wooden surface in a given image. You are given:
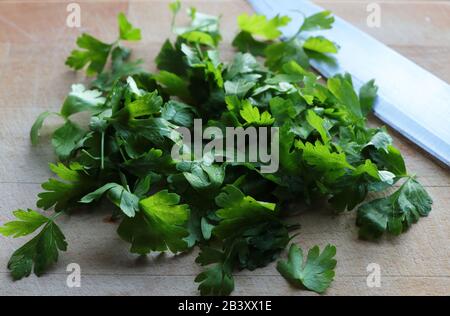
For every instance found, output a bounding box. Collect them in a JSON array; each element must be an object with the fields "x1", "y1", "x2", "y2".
[{"x1": 0, "y1": 0, "x2": 449, "y2": 296}]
